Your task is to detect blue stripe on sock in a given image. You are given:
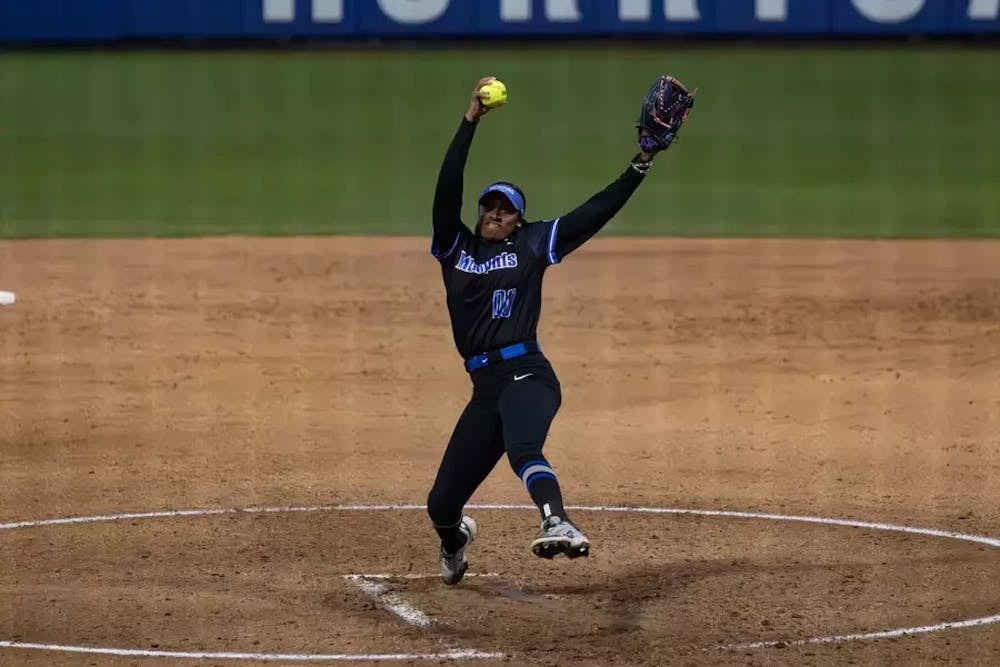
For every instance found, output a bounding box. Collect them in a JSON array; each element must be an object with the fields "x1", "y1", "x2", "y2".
[
  {"x1": 517, "y1": 459, "x2": 549, "y2": 478},
  {"x1": 525, "y1": 471, "x2": 557, "y2": 490}
]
